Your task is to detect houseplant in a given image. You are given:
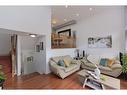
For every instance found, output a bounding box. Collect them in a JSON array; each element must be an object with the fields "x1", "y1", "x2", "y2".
[
  {"x1": 121, "y1": 53, "x2": 127, "y2": 79},
  {"x1": 0, "y1": 65, "x2": 5, "y2": 89}
]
